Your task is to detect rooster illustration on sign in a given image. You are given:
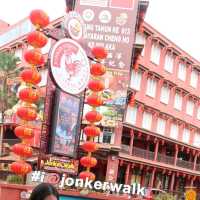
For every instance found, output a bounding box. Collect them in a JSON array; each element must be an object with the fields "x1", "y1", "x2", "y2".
[{"x1": 64, "y1": 49, "x2": 81, "y2": 79}]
